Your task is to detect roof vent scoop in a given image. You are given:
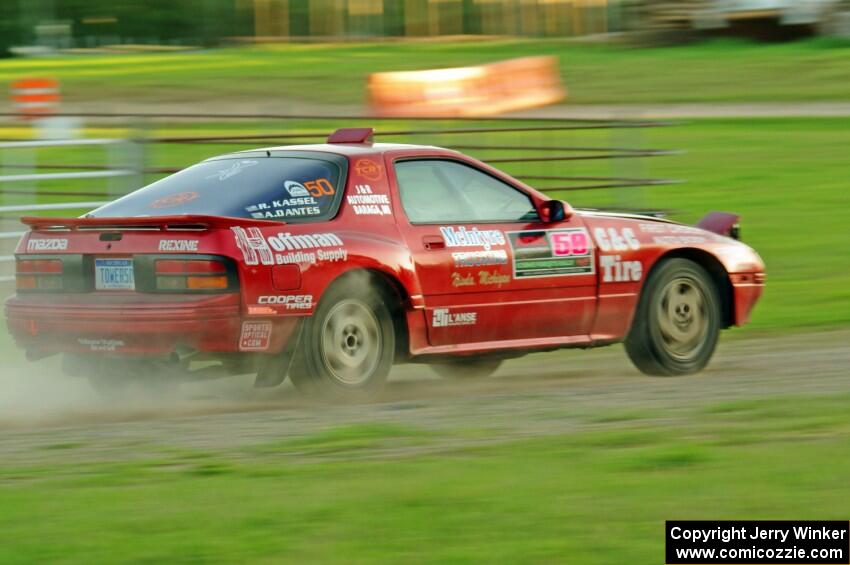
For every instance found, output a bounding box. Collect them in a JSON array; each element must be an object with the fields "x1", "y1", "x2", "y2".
[{"x1": 327, "y1": 127, "x2": 374, "y2": 144}]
